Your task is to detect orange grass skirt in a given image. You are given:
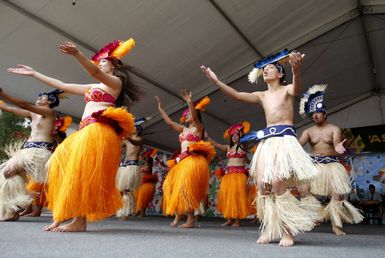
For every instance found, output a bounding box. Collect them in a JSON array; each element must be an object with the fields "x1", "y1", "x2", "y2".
[
  {"x1": 134, "y1": 182, "x2": 155, "y2": 212},
  {"x1": 47, "y1": 107, "x2": 134, "y2": 222},
  {"x1": 217, "y1": 170, "x2": 250, "y2": 219},
  {"x1": 163, "y1": 141, "x2": 215, "y2": 215},
  {"x1": 247, "y1": 184, "x2": 257, "y2": 215},
  {"x1": 26, "y1": 181, "x2": 47, "y2": 207}
]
